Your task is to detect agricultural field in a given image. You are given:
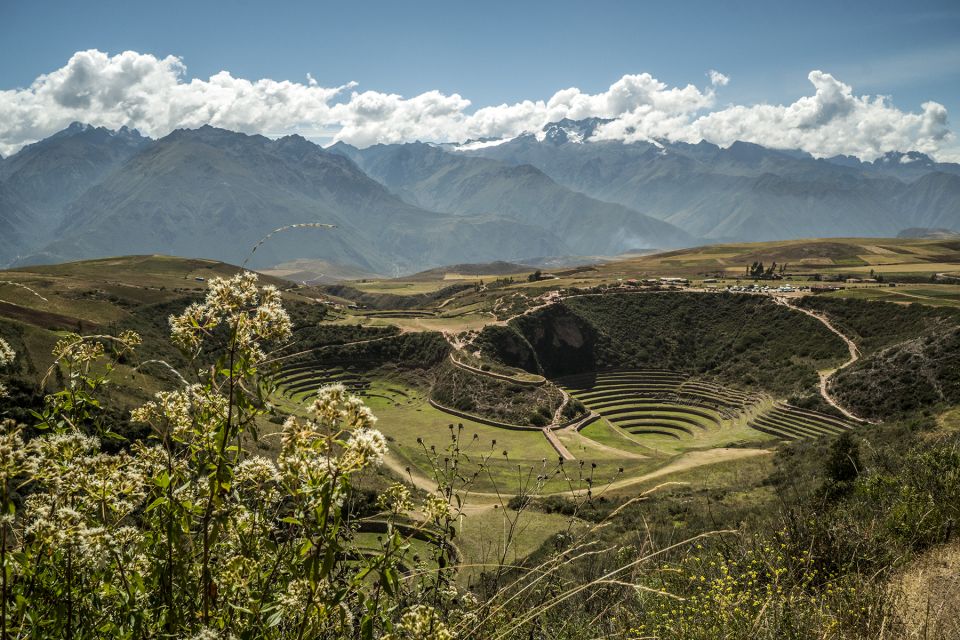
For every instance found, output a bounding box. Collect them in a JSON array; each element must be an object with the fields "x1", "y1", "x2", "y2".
[
  {"x1": 821, "y1": 284, "x2": 960, "y2": 307},
  {"x1": 602, "y1": 237, "x2": 960, "y2": 280},
  {"x1": 558, "y1": 369, "x2": 772, "y2": 453},
  {"x1": 747, "y1": 403, "x2": 855, "y2": 440}
]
